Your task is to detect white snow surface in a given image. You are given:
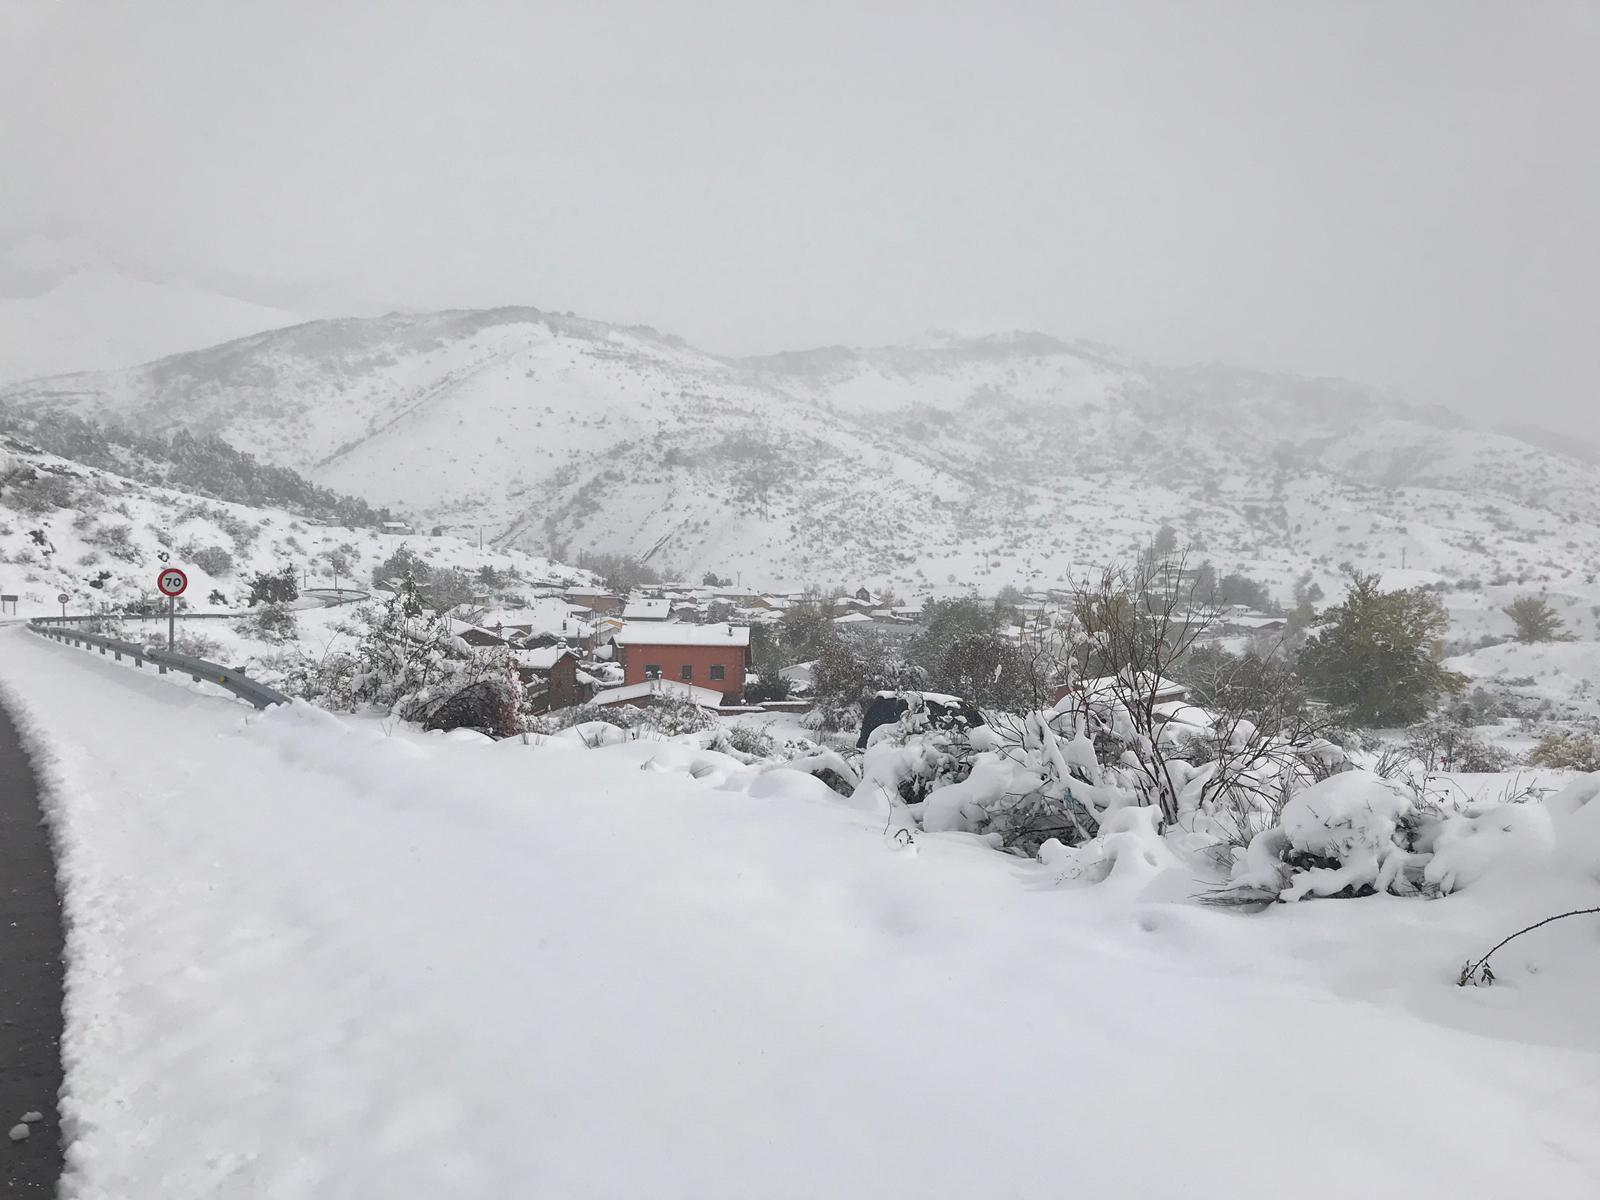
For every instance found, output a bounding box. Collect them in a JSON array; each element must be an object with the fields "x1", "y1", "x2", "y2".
[{"x1": 3, "y1": 626, "x2": 1600, "y2": 1198}]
